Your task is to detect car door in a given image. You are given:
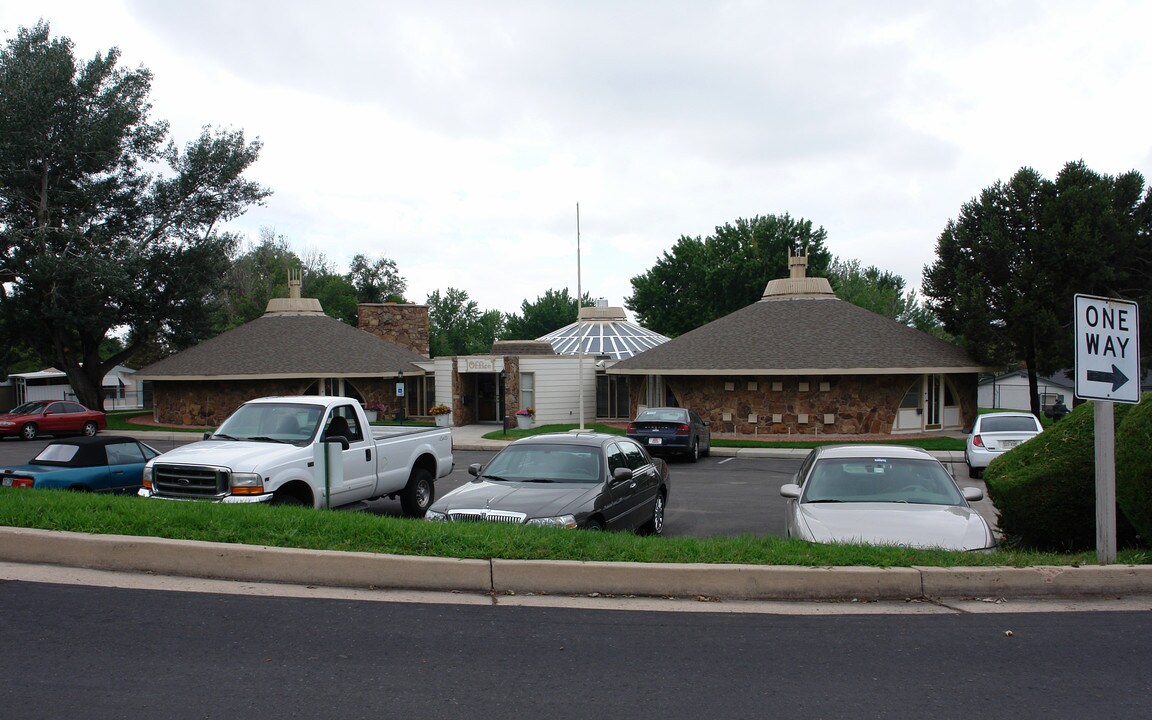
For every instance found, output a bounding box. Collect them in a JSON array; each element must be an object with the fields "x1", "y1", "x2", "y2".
[
  {"x1": 611, "y1": 439, "x2": 660, "y2": 531},
  {"x1": 322, "y1": 405, "x2": 377, "y2": 503},
  {"x1": 103, "y1": 441, "x2": 151, "y2": 493},
  {"x1": 42, "y1": 401, "x2": 74, "y2": 435},
  {"x1": 601, "y1": 442, "x2": 639, "y2": 530}
]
